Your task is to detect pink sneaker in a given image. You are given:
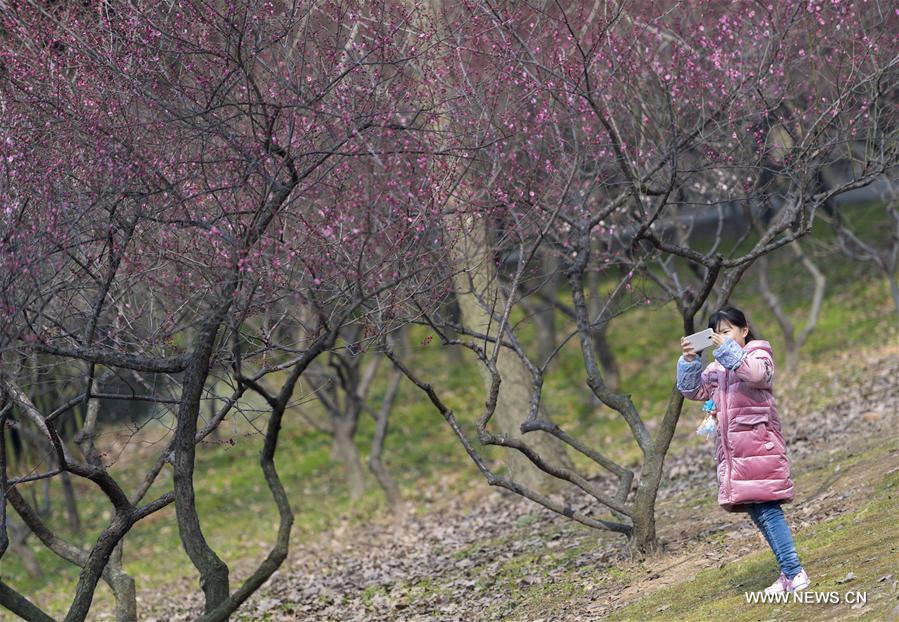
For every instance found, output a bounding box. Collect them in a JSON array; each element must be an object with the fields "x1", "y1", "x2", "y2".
[
  {"x1": 764, "y1": 572, "x2": 789, "y2": 595},
  {"x1": 764, "y1": 569, "x2": 810, "y2": 594}
]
